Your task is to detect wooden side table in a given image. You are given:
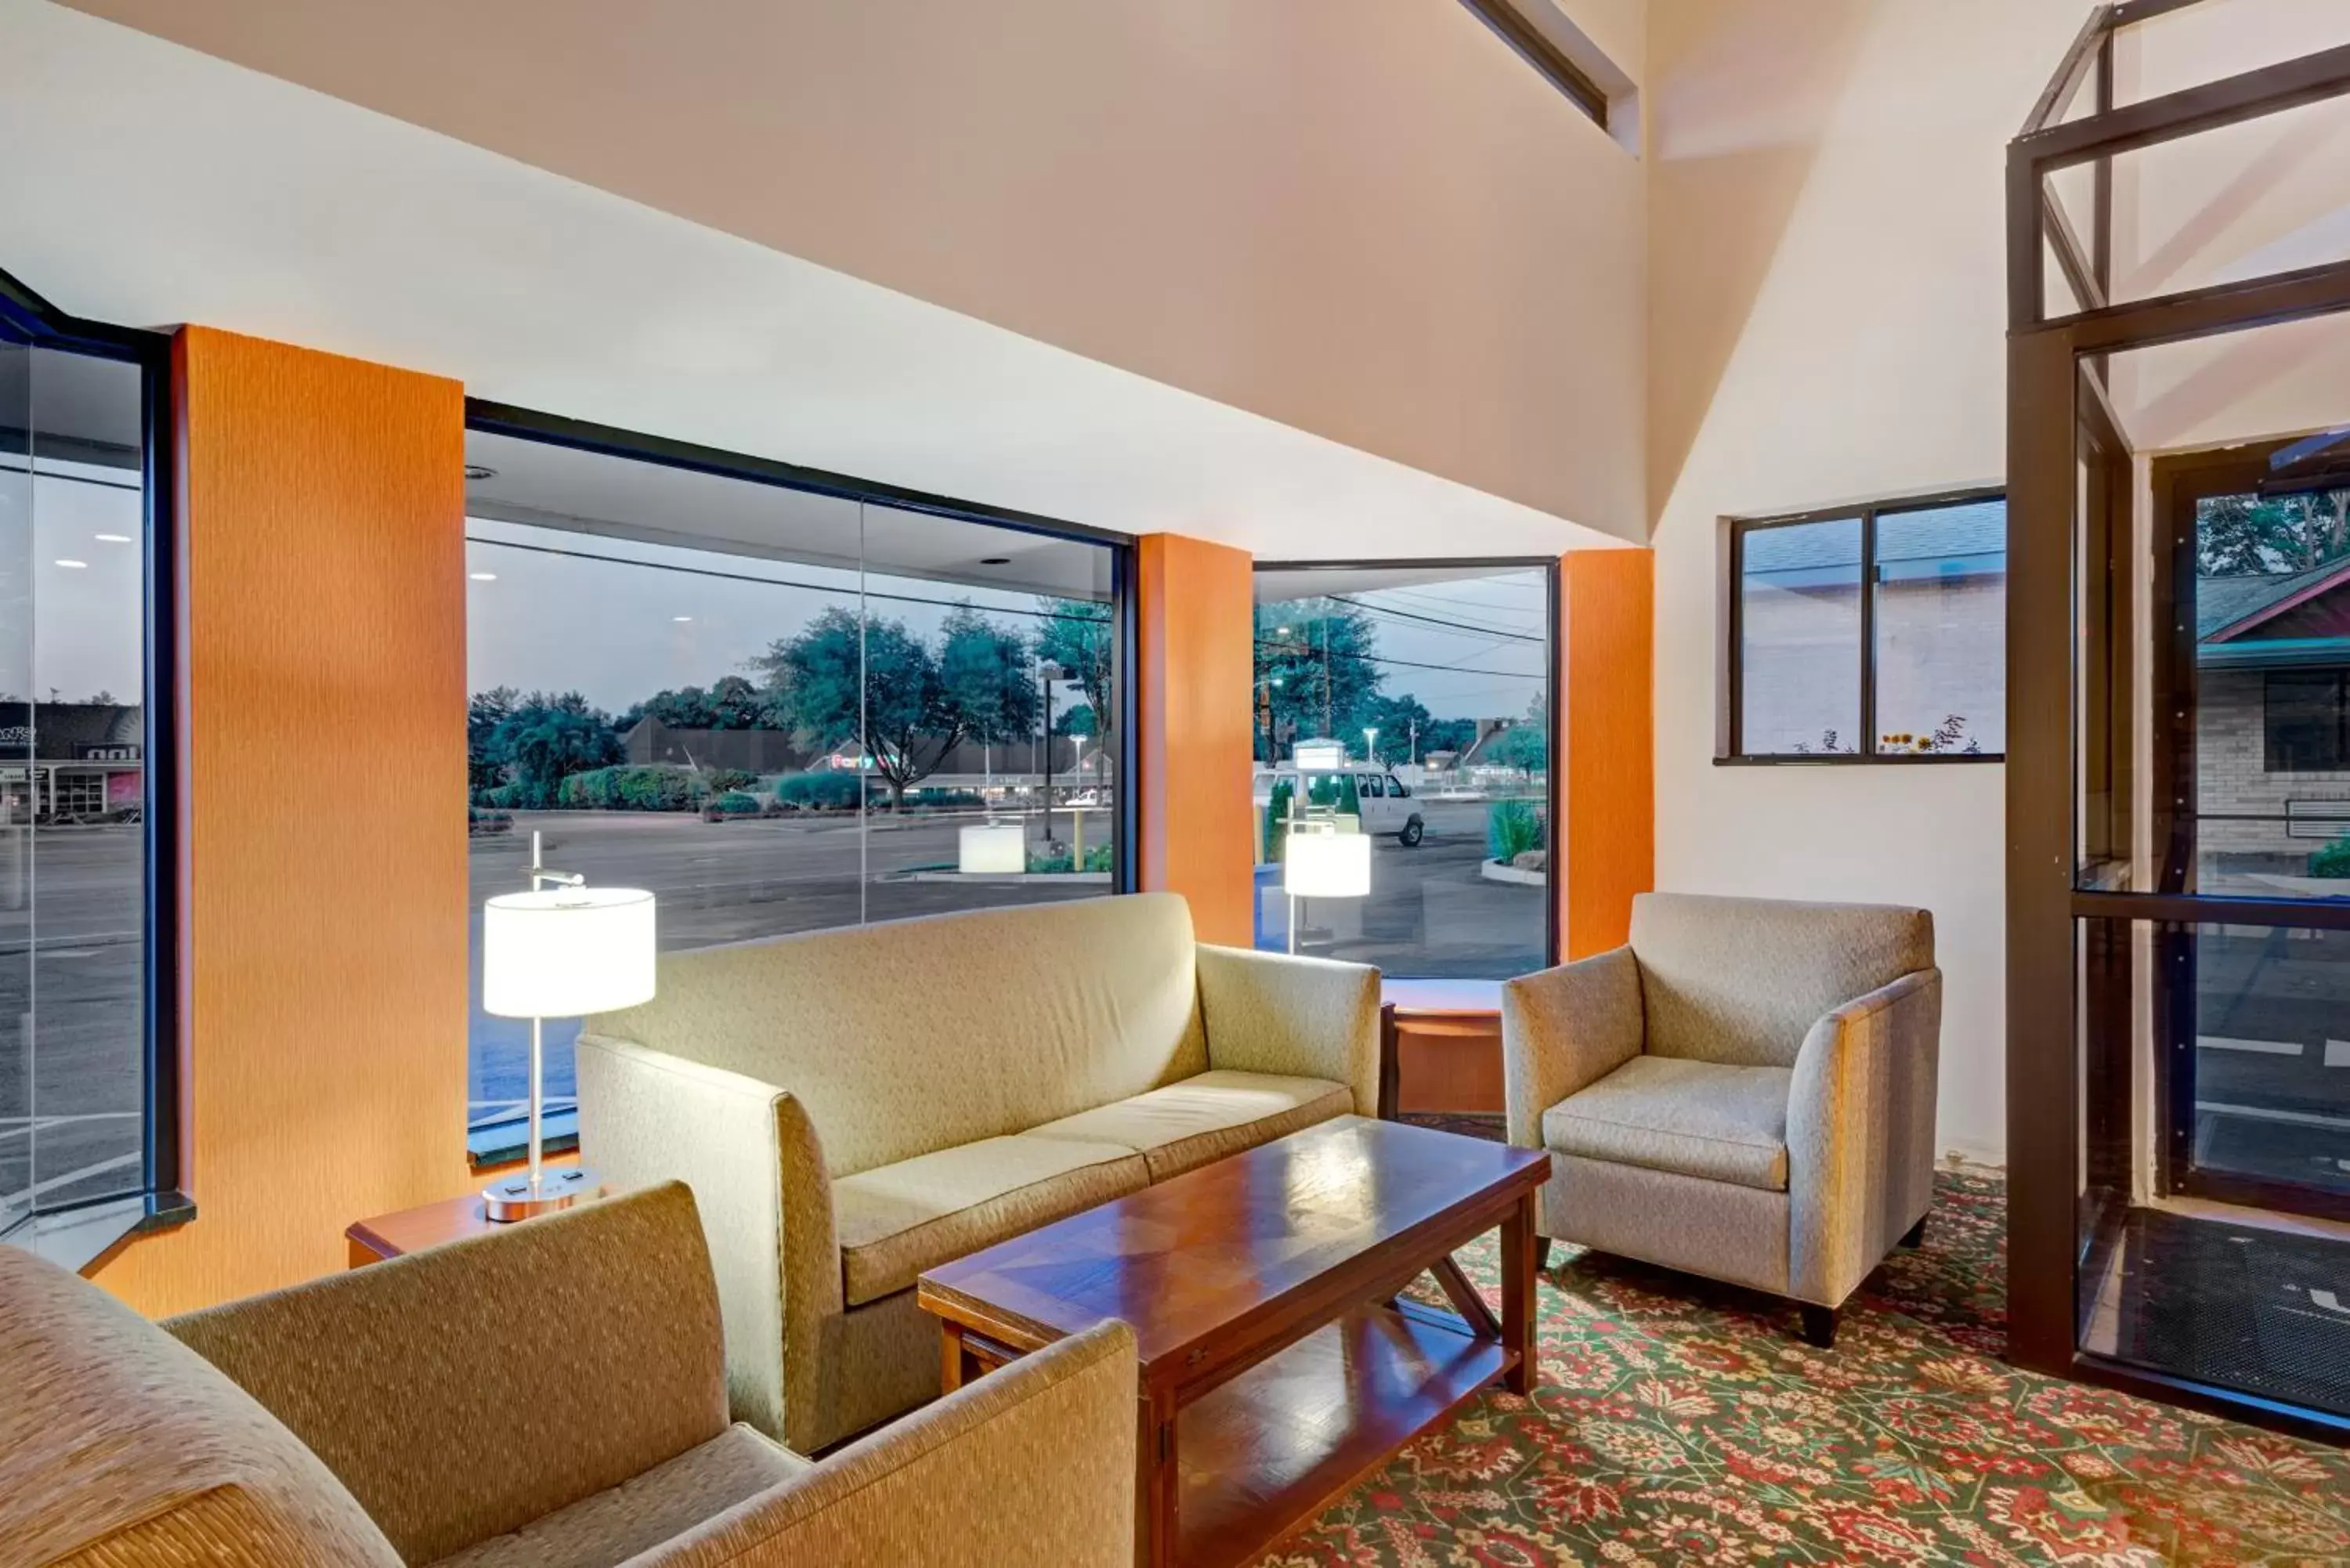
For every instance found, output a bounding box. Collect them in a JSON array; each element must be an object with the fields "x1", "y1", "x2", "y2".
[
  {"x1": 1380, "y1": 978, "x2": 1506, "y2": 1118},
  {"x1": 345, "y1": 1184, "x2": 598, "y2": 1267}
]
